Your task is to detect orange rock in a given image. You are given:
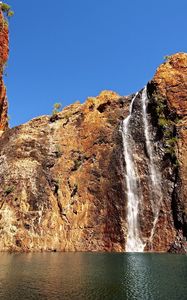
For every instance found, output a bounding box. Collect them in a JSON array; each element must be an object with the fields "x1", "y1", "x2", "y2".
[
  {"x1": 153, "y1": 53, "x2": 187, "y2": 115},
  {"x1": 151, "y1": 53, "x2": 187, "y2": 252},
  {"x1": 0, "y1": 10, "x2": 9, "y2": 133}
]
